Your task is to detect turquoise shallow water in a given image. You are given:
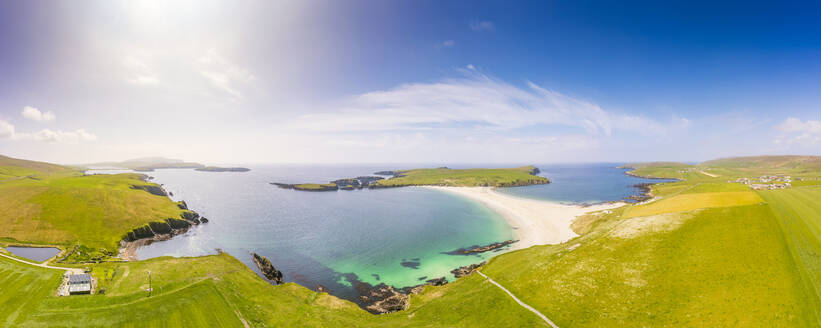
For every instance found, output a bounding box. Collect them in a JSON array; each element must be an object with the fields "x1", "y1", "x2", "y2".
[{"x1": 88, "y1": 163, "x2": 667, "y2": 303}]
